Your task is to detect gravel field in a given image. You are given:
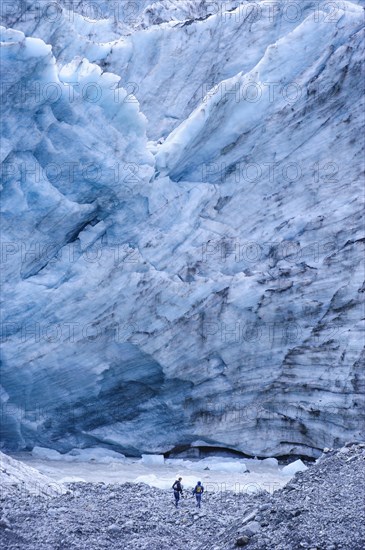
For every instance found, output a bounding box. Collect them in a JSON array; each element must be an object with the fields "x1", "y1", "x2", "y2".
[{"x1": 1, "y1": 444, "x2": 364, "y2": 550}]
